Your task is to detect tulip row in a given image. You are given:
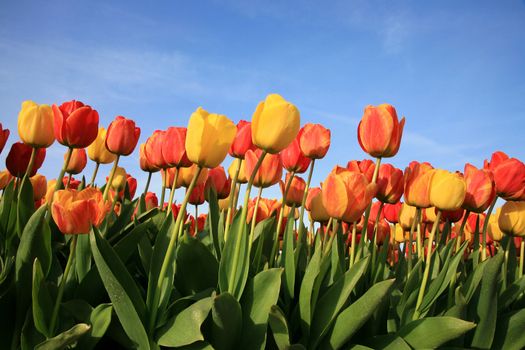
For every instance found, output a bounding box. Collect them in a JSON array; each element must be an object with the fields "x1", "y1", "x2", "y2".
[{"x1": 0, "y1": 94, "x2": 524, "y2": 349}]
